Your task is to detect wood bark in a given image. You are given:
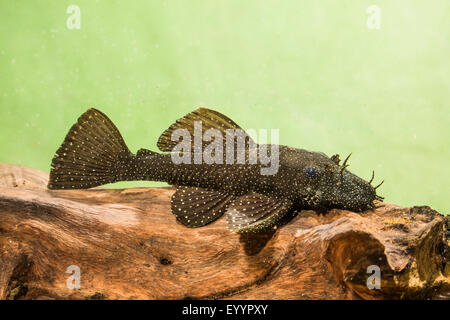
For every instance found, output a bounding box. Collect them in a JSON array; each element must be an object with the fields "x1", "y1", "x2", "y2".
[{"x1": 0, "y1": 163, "x2": 449, "y2": 300}]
